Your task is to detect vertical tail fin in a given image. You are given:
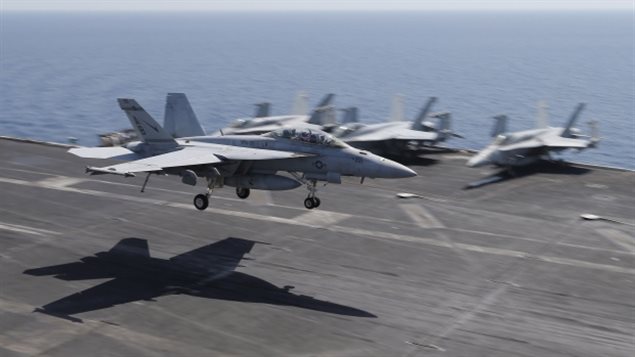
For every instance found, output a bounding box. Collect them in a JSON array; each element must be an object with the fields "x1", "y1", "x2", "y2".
[
  {"x1": 254, "y1": 102, "x2": 271, "y2": 118},
  {"x1": 118, "y1": 98, "x2": 178, "y2": 149},
  {"x1": 163, "y1": 93, "x2": 206, "y2": 138},
  {"x1": 588, "y1": 120, "x2": 600, "y2": 147},
  {"x1": 561, "y1": 103, "x2": 585, "y2": 137},
  {"x1": 390, "y1": 94, "x2": 405, "y2": 122},
  {"x1": 536, "y1": 100, "x2": 549, "y2": 129},
  {"x1": 411, "y1": 97, "x2": 437, "y2": 130},
  {"x1": 433, "y1": 112, "x2": 451, "y2": 141},
  {"x1": 341, "y1": 107, "x2": 359, "y2": 124},
  {"x1": 491, "y1": 115, "x2": 508, "y2": 137},
  {"x1": 308, "y1": 93, "x2": 336, "y2": 125},
  {"x1": 291, "y1": 91, "x2": 309, "y2": 115}
]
